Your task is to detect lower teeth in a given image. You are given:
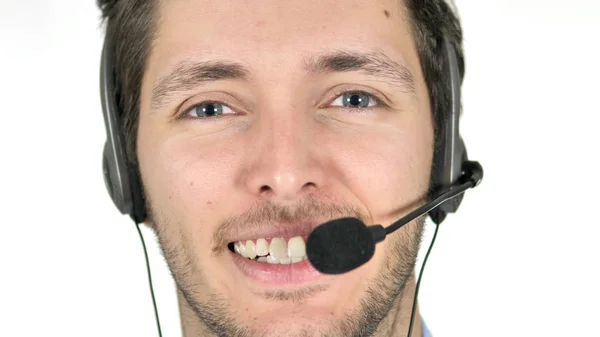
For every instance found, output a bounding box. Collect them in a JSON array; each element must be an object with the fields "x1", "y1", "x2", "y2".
[
  {"x1": 228, "y1": 242, "x2": 307, "y2": 264},
  {"x1": 248, "y1": 254, "x2": 306, "y2": 264},
  {"x1": 232, "y1": 251, "x2": 306, "y2": 264}
]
